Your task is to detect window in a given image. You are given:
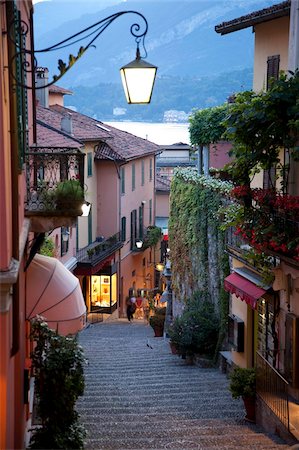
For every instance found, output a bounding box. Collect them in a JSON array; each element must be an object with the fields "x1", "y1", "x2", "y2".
[
  {"x1": 130, "y1": 209, "x2": 137, "y2": 249},
  {"x1": 132, "y1": 163, "x2": 136, "y2": 191},
  {"x1": 267, "y1": 55, "x2": 280, "y2": 90},
  {"x1": 121, "y1": 216, "x2": 126, "y2": 242},
  {"x1": 121, "y1": 167, "x2": 125, "y2": 194},
  {"x1": 88, "y1": 205, "x2": 92, "y2": 245},
  {"x1": 149, "y1": 158, "x2": 153, "y2": 181},
  {"x1": 149, "y1": 199, "x2": 152, "y2": 224},
  {"x1": 263, "y1": 166, "x2": 276, "y2": 190},
  {"x1": 141, "y1": 160, "x2": 145, "y2": 186},
  {"x1": 87, "y1": 152, "x2": 93, "y2": 177},
  {"x1": 61, "y1": 226, "x2": 69, "y2": 256},
  {"x1": 139, "y1": 206, "x2": 144, "y2": 239}
]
